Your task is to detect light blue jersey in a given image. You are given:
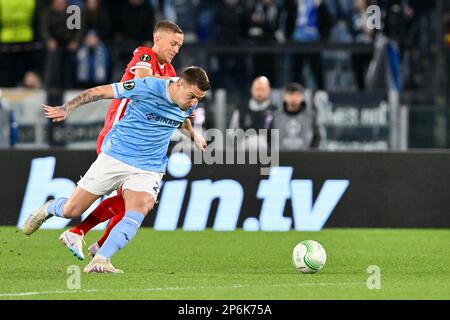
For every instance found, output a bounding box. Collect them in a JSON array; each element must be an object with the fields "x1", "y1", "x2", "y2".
[{"x1": 102, "y1": 77, "x2": 196, "y2": 172}]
